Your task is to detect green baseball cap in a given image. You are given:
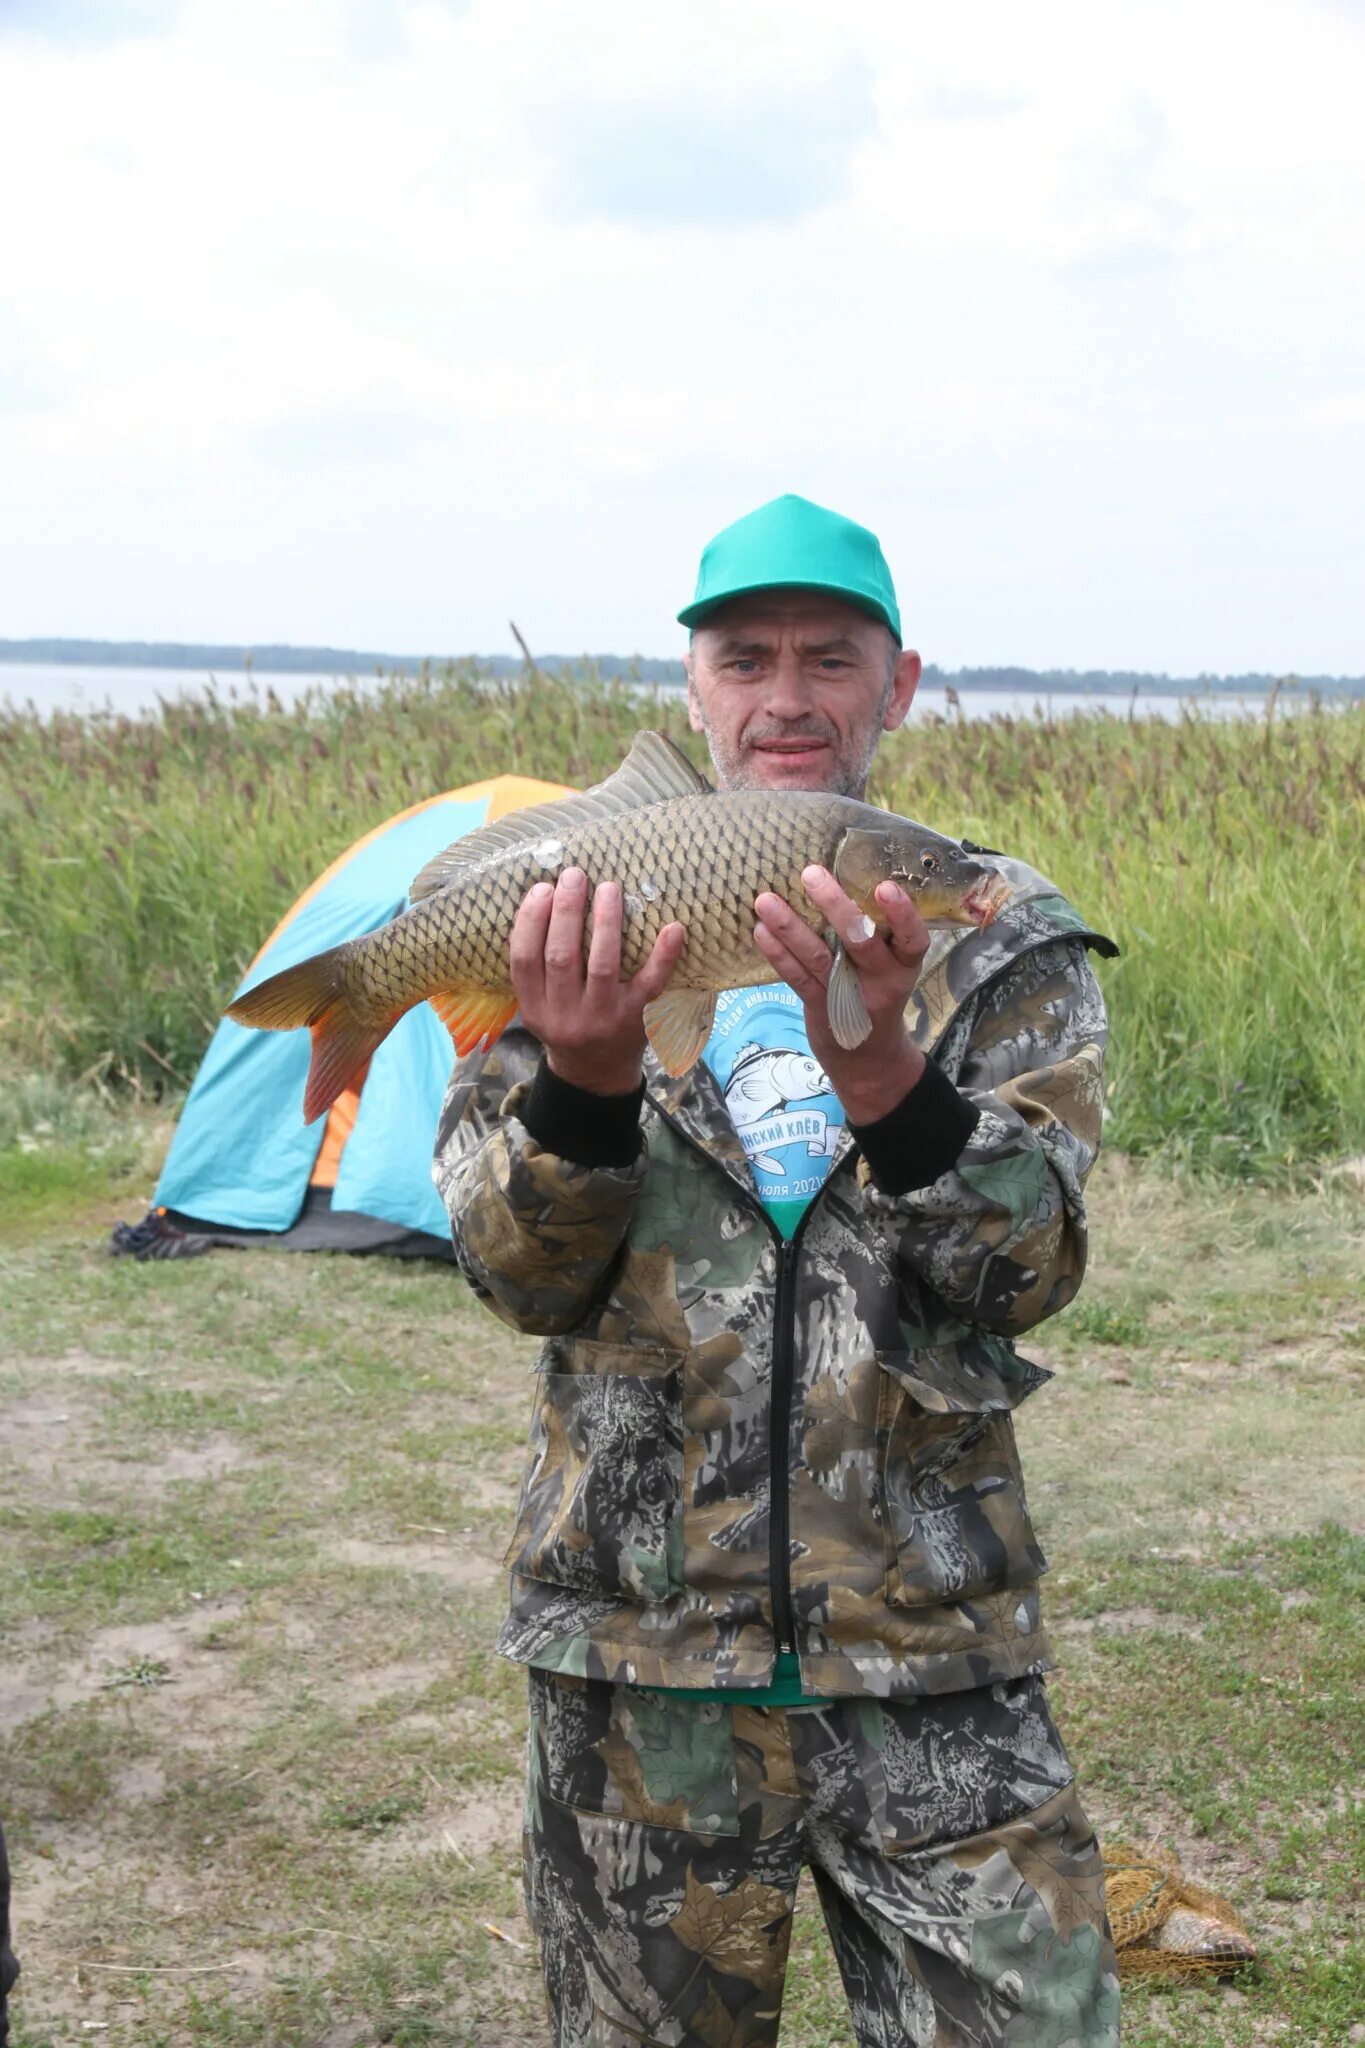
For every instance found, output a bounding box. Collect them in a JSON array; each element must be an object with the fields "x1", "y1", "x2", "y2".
[{"x1": 678, "y1": 493, "x2": 901, "y2": 643}]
